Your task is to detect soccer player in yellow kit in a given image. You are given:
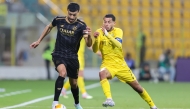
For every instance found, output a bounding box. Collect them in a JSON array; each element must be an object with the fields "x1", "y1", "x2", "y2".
[
  {"x1": 92, "y1": 14, "x2": 158, "y2": 109},
  {"x1": 61, "y1": 38, "x2": 93, "y2": 99}
]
